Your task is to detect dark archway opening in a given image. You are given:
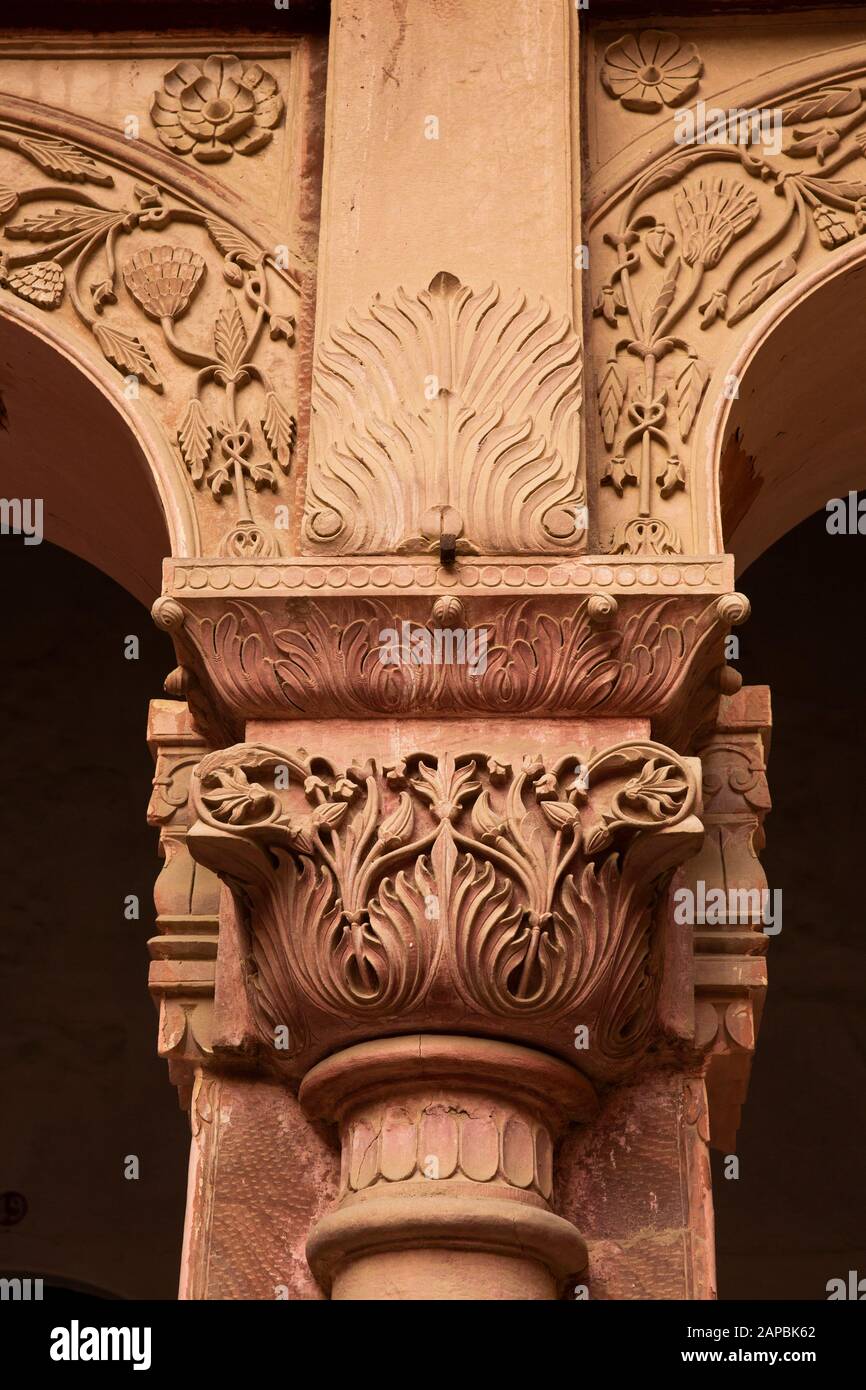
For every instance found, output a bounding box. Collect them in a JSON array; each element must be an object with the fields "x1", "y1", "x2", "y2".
[
  {"x1": 0, "y1": 537, "x2": 189, "y2": 1299},
  {"x1": 713, "y1": 504, "x2": 866, "y2": 1299}
]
